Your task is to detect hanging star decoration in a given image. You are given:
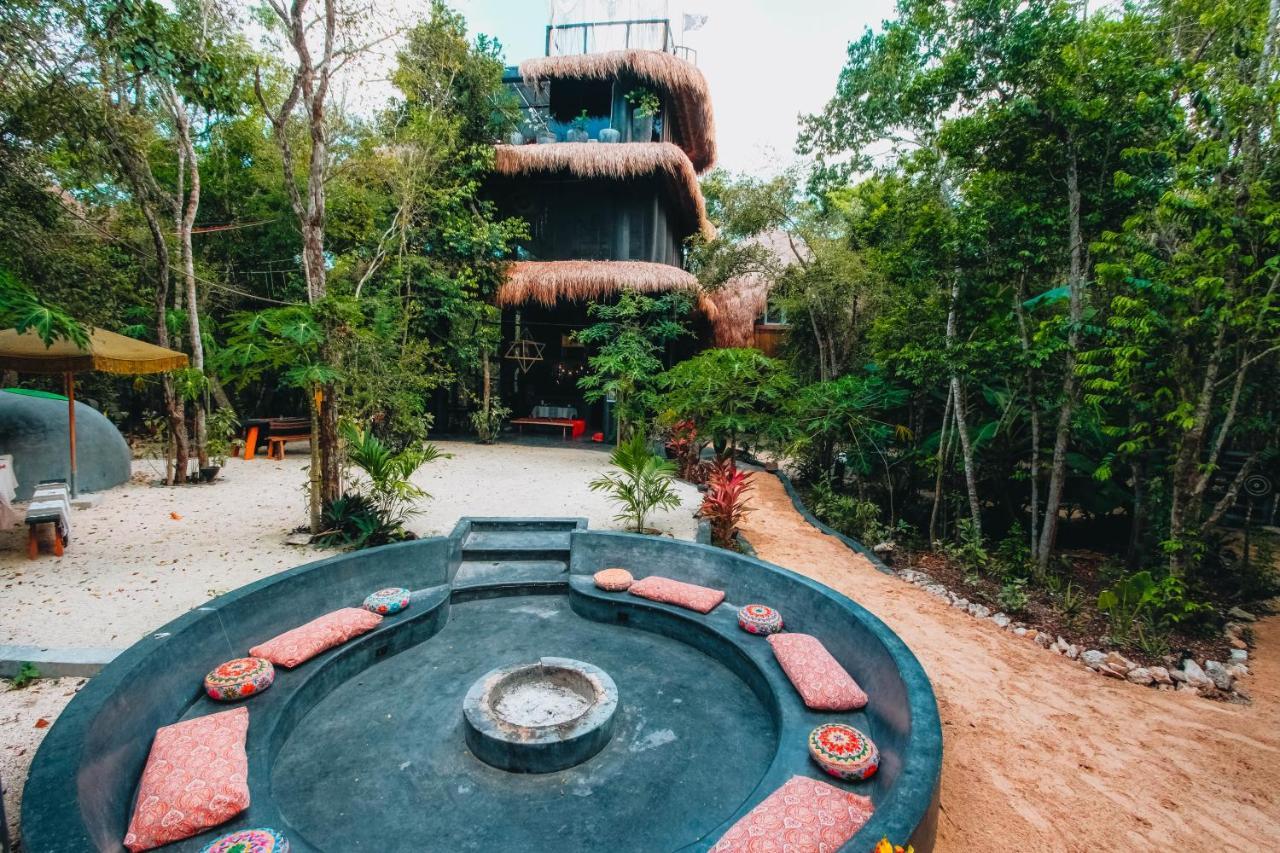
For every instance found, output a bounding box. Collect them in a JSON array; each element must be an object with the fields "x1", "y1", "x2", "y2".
[{"x1": 504, "y1": 333, "x2": 545, "y2": 374}]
